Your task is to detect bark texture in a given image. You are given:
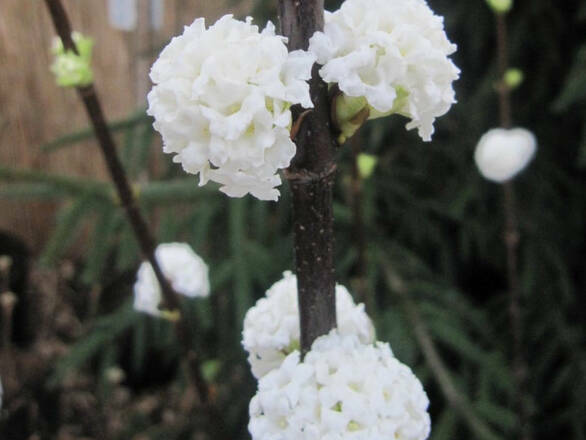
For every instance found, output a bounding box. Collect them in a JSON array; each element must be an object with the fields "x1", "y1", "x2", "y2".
[
  {"x1": 278, "y1": 0, "x2": 337, "y2": 354},
  {"x1": 496, "y1": 12, "x2": 531, "y2": 440},
  {"x1": 43, "y1": 0, "x2": 179, "y2": 312},
  {"x1": 43, "y1": 0, "x2": 214, "y2": 409}
]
